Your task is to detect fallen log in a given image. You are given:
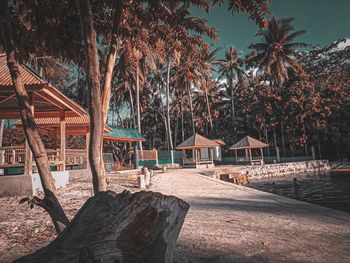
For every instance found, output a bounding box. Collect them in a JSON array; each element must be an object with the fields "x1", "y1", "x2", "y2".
[{"x1": 13, "y1": 190, "x2": 190, "y2": 263}]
